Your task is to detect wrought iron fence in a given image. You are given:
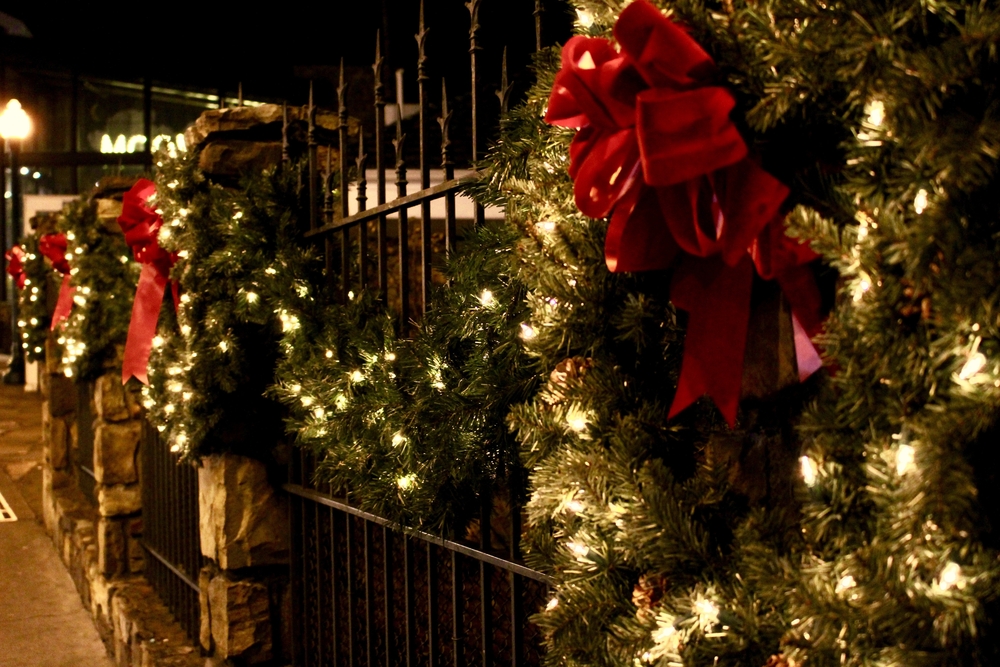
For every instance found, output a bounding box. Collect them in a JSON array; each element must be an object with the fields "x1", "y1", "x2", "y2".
[
  {"x1": 284, "y1": 1, "x2": 561, "y2": 665},
  {"x1": 140, "y1": 421, "x2": 205, "y2": 642},
  {"x1": 287, "y1": 452, "x2": 551, "y2": 667}
]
